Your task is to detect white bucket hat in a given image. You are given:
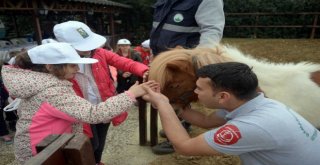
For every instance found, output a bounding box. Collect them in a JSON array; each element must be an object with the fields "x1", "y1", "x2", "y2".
[
  {"x1": 141, "y1": 39, "x2": 150, "y2": 48},
  {"x1": 117, "y1": 39, "x2": 131, "y2": 45},
  {"x1": 53, "y1": 21, "x2": 106, "y2": 51},
  {"x1": 27, "y1": 43, "x2": 98, "y2": 64}
]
